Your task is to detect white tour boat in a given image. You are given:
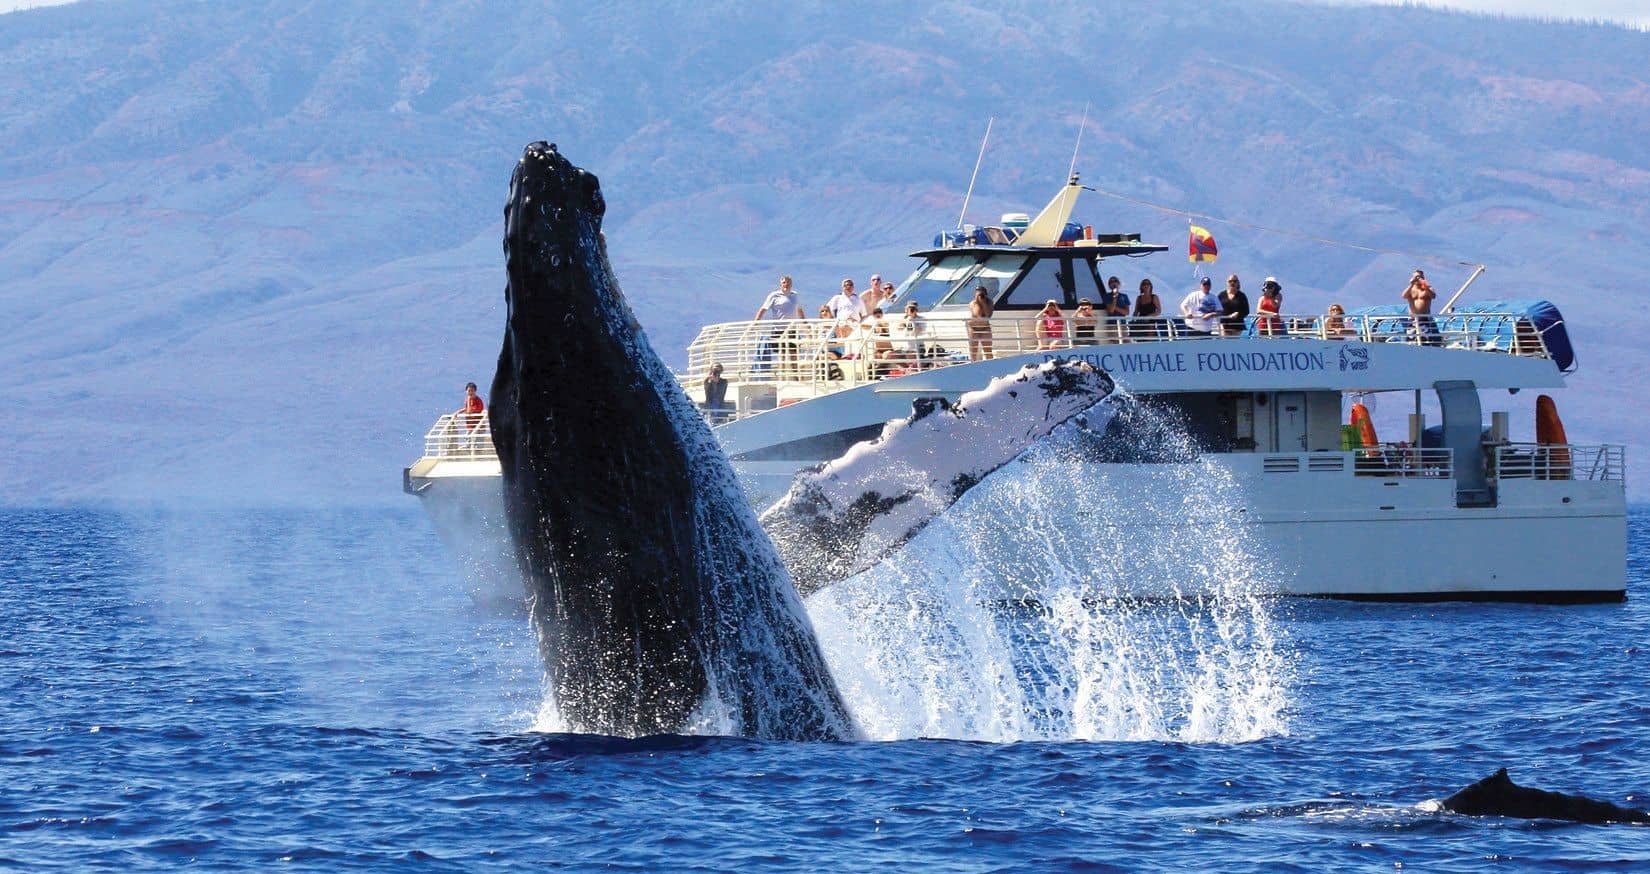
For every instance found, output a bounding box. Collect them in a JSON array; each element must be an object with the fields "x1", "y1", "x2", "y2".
[{"x1": 405, "y1": 181, "x2": 1627, "y2": 603}]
